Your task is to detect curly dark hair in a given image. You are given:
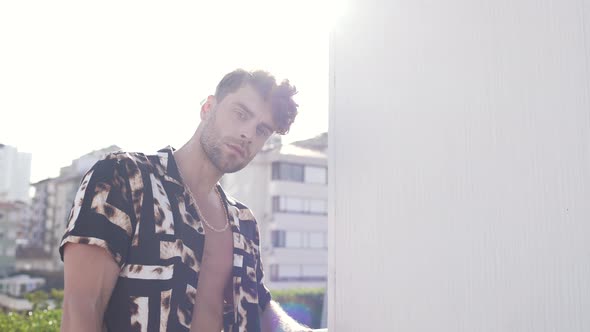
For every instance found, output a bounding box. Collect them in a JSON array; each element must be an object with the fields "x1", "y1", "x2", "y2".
[{"x1": 215, "y1": 69, "x2": 299, "y2": 135}]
